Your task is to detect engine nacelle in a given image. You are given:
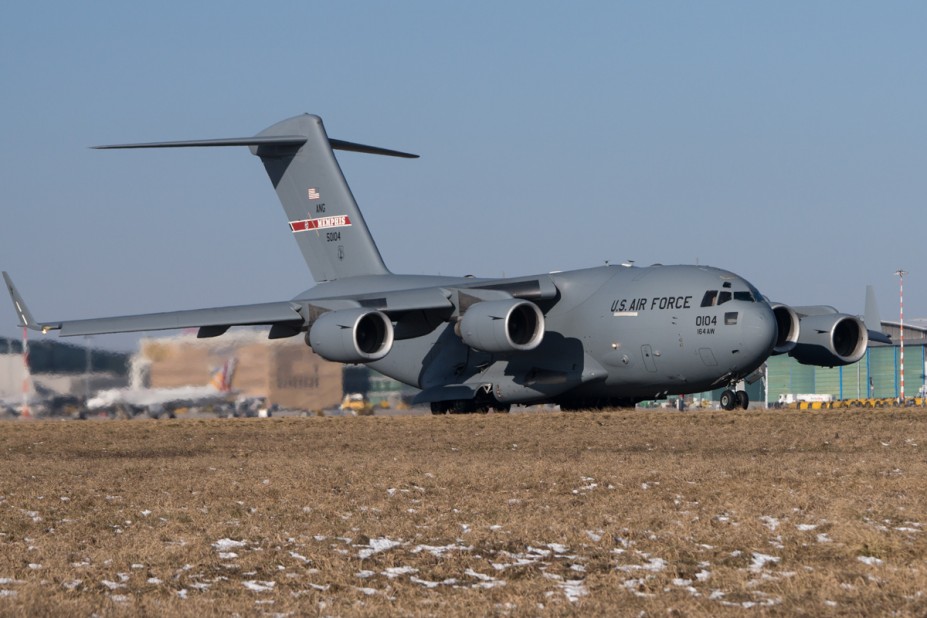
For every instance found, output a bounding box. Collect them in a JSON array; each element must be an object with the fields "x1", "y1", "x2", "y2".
[
  {"x1": 307, "y1": 308, "x2": 394, "y2": 363},
  {"x1": 769, "y1": 303, "x2": 800, "y2": 355},
  {"x1": 789, "y1": 313, "x2": 867, "y2": 367},
  {"x1": 458, "y1": 299, "x2": 544, "y2": 353}
]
